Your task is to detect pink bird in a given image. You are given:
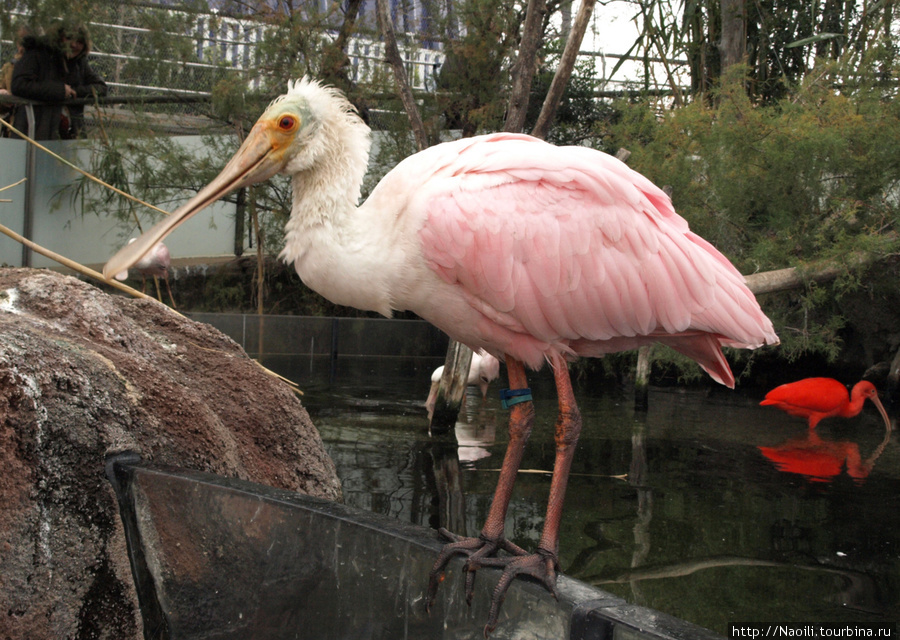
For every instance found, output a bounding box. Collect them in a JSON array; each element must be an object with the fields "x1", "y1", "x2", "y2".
[
  {"x1": 113, "y1": 238, "x2": 171, "y2": 281},
  {"x1": 103, "y1": 78, "x2": 779, "y2": 634},
  {"x1": 114, "y1": 238, "x2": 176, "y2": 308}
]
